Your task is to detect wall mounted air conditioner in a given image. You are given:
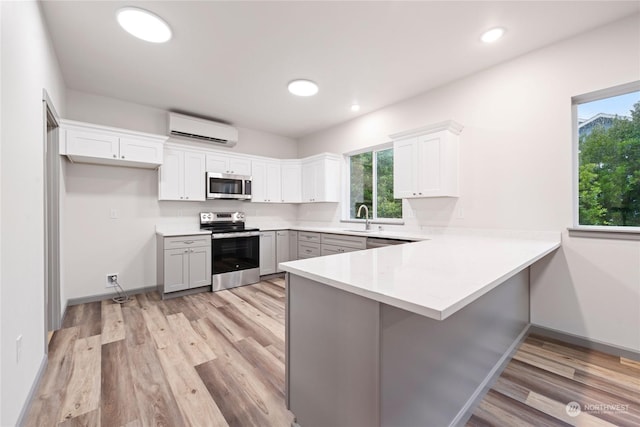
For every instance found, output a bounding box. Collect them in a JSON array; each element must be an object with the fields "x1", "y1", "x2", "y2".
[{"x1": 169, "y1": 112, "x2": 238, "y2": 147}]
